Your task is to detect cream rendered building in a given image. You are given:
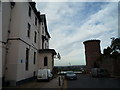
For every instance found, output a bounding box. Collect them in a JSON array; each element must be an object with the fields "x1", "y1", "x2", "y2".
[
  {"x1": 2, "y1": 2, "x2": 56, "y2": 86},
  {"x1": 38, "y1": 15, "x2": 57, "y2": 71},
  {"x1": 118, "y1": 2, "x2": 120, "y2": 38}
]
